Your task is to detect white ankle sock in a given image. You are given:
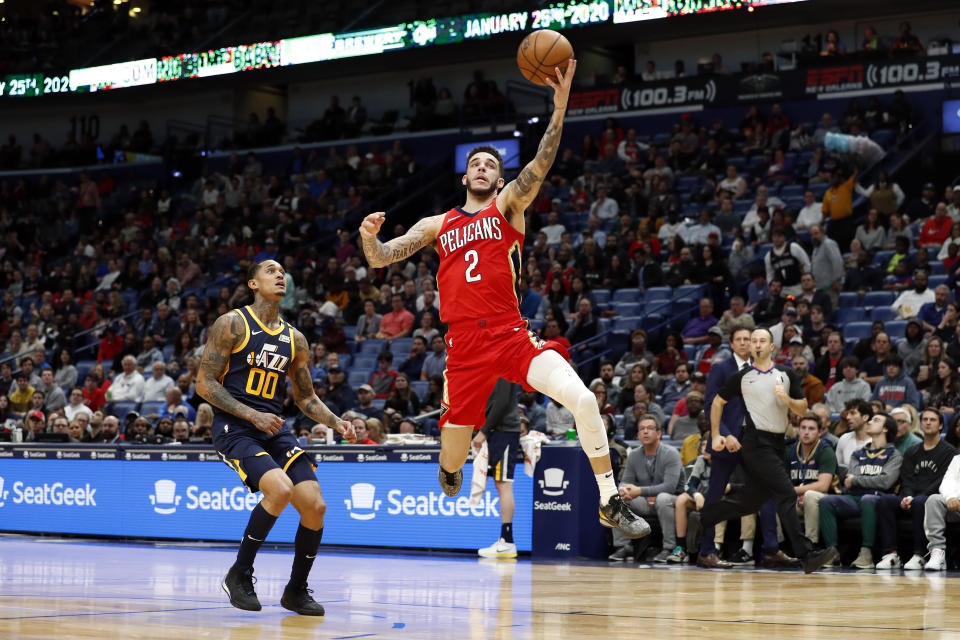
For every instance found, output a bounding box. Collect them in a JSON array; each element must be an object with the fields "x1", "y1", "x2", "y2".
[
  {"x1": 742, "y1": 539, "x2": 754, "y2": 555},
  {"x1": 595, "y1": 472, "x2": 617, "y2": 506}
]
